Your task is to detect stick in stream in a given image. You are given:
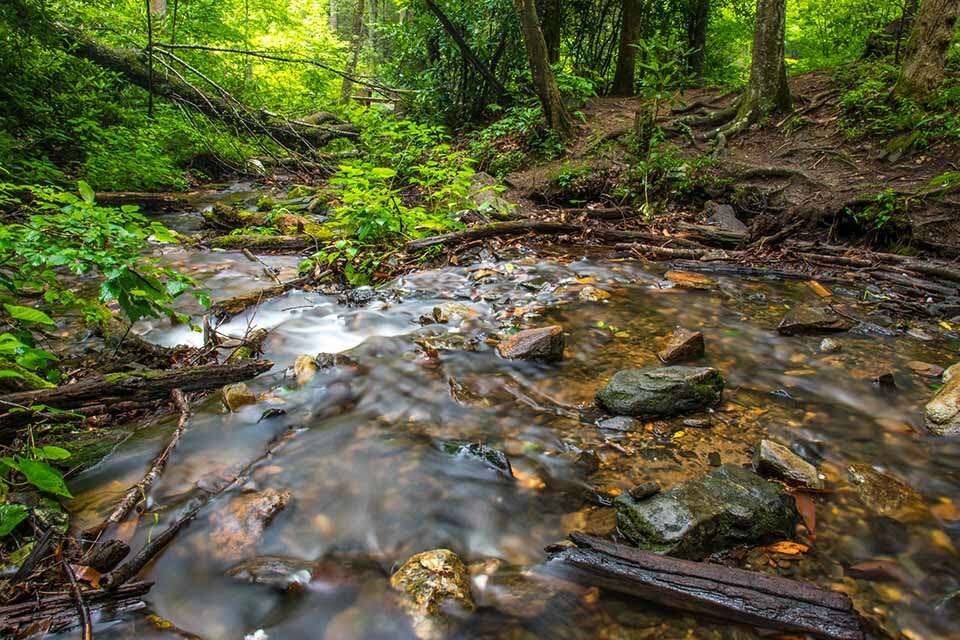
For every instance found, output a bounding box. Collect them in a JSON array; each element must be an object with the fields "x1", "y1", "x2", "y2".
[
  {"x1": 547, "y1": 533, "x2": 864, "y2": 640},
  {"x1": 86, "y1": 390, "x2": 191, "y2": 538},
  {"x1": 405, "y1": 221, "x2": 581, "y2": 251},
  {"x1": 61, "y1": 556, "x2": 93, "y2": 640}
]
